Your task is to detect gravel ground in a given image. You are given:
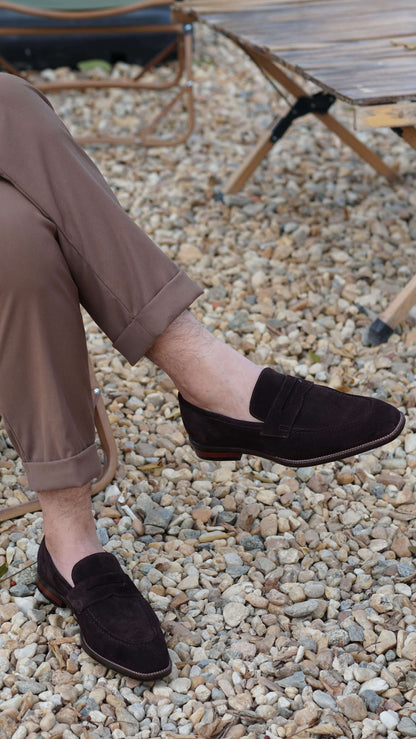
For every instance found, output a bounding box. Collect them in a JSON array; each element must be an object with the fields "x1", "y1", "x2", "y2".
[{"x1": 1, "y1": 24, "x2": 416, "y2": 739}]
